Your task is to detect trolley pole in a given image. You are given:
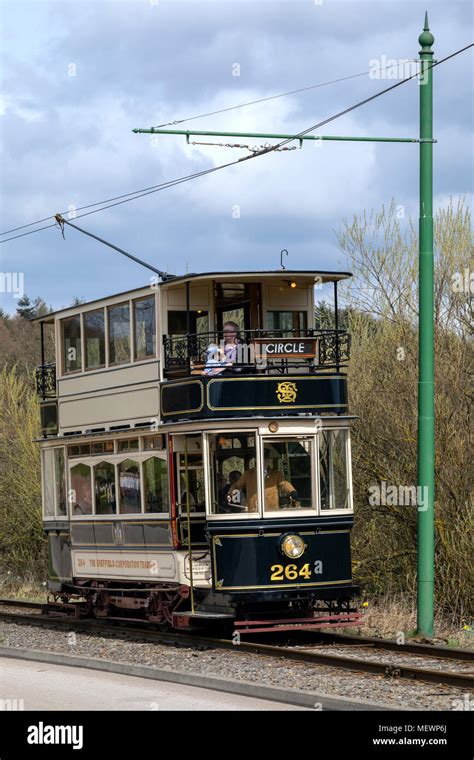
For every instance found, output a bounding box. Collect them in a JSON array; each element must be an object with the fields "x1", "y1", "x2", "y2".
[{"x1": 417, "y1": 13, "x2": 435, "y2": 637}]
